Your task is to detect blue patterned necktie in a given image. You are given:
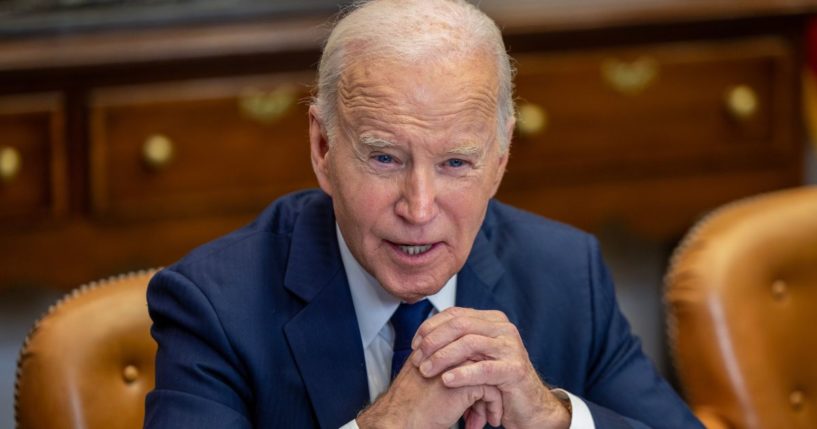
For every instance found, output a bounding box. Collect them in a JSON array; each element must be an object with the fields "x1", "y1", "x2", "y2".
[{"x1": 390, "y1": 299, "x2": 433, "y2": 380}]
